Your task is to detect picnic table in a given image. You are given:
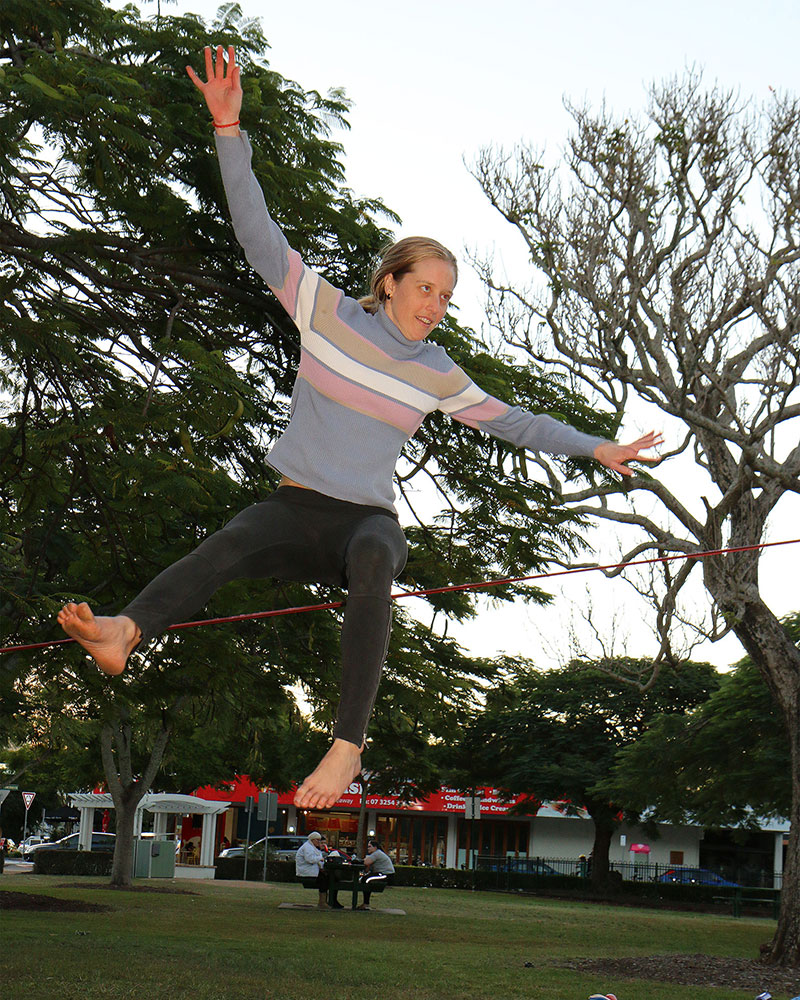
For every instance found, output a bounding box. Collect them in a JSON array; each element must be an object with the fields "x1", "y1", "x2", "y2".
[{"x1": 324, "y1": 858, "x2": 365, "y2": 909}]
